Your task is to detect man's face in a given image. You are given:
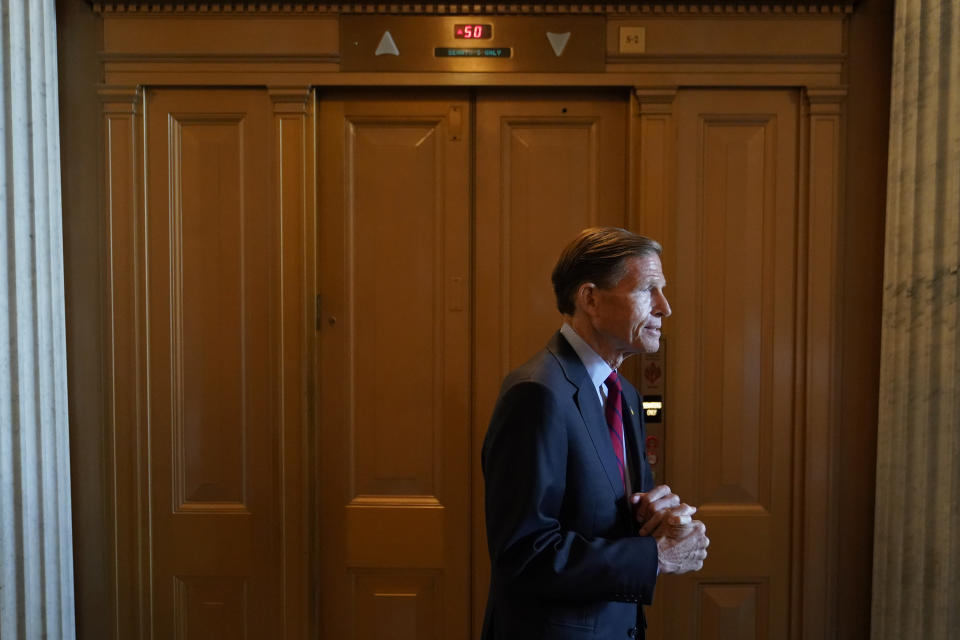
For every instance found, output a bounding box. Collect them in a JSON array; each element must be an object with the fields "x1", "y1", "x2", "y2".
[{"x1": 590, "y1": 254, "x2": 672, "y2": 356}]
